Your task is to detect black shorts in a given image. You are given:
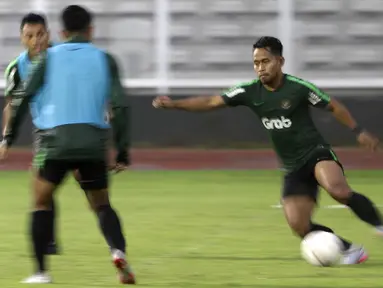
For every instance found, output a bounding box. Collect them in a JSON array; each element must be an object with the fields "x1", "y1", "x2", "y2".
[
  {"x1": 38, "y1": 160, "x2": 108, "y2": 190},
  {"x1": 282, "y1": 146, "x2": 343, "y2": 202}
]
